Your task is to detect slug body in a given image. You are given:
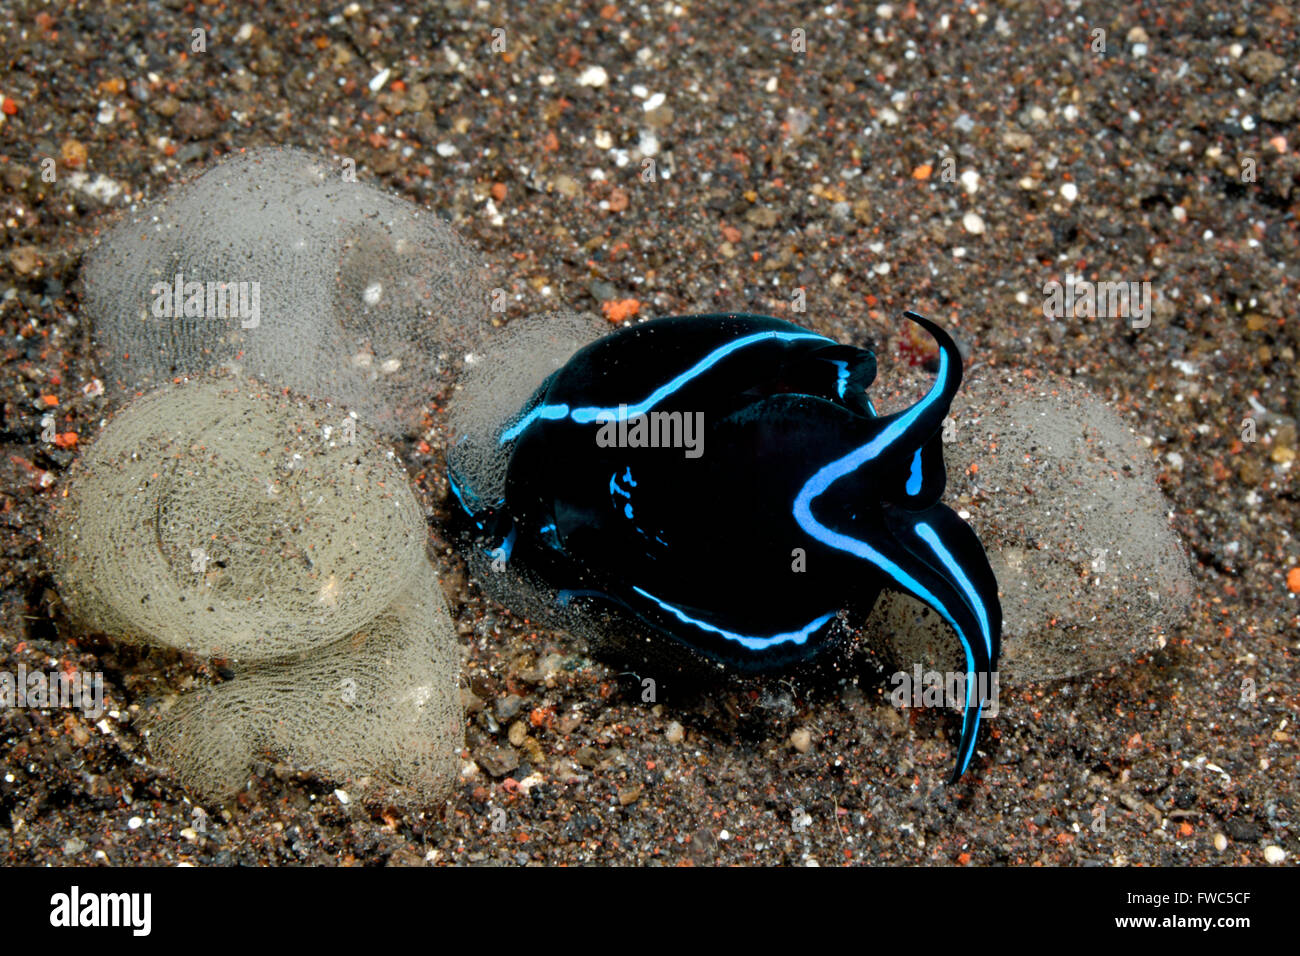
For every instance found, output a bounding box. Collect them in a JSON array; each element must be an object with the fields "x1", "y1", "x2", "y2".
[{"x1": 451, "y1": 312, "x2": 1001, "y2": 781}]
